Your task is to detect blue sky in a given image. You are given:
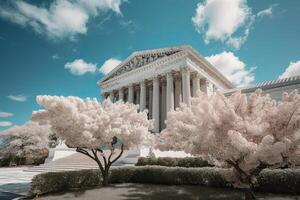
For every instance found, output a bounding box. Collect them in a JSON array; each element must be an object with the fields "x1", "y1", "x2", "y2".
[{"x1": 0, "y1": 0, "x2": 299, "y2": 131}]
